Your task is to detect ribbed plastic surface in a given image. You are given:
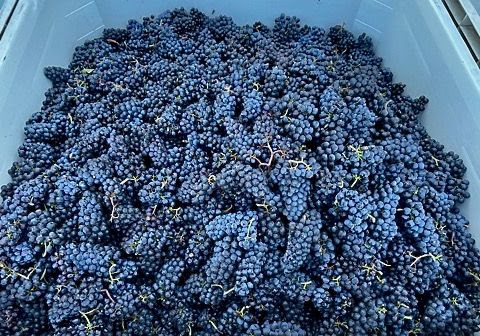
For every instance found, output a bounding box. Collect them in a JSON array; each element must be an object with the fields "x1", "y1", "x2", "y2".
[
  {"x1": 471, "y1": 0, "x2": 480, "y2": 15},
  {"x1": 0, "y1": 0, "x2": 479, "y2": 239}
]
